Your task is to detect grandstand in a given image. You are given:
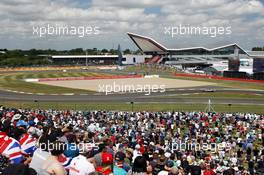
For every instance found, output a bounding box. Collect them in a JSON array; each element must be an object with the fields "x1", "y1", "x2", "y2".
[
  {"x1": 50, "y1": 54, "x2": 151, "y2": 65},
  {"x1": 127, "y1": 32, "x2": 264, "y2": 79},
  {"x1": 145, "y1": 55, "x2": 162, "y2": 64}
]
